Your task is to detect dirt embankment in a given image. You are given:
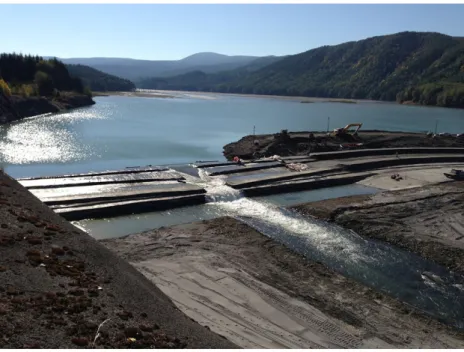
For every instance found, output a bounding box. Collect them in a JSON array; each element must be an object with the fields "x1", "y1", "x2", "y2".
[
  {"x1": 223, "y1": 130, "x2": 464, "y2": 160},
  {"x1": 0, "y1": 93, "x2": 95, "y2": 125},
  {"x1": 0, "y1": 171, "x2": 236, "y2": 349},
  {"x1": 292, "y1": 182, "x2": 464, "y2": 274},
  {"x1": 103, "y1": 217, "x2": 464, "y2": 349}
]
